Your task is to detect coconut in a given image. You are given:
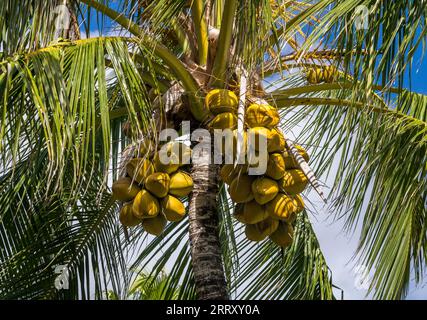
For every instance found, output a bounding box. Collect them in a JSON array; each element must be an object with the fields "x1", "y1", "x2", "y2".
[
  {"x1": 267, "y1": 128, "x2": 286, "y2": 153},
  {"x1": 245, "y1": 218, "x2": 279, "y2": 242},
  {"x1": 209, "y1": 112, "x2": 237, "y2": 130},
  {"x1": 228, "y1": 174, "x2": 254, "y2": 203},
  {"x1": 205, "y1": 89, "x2": 238, "y2": 114},
  {"x1": 119, "y1": 203, "x2": 142, "y2": 227},
  {"x1": 293, "y1": 194, "x2": 305, "y2": 214},
  {"x1": 307, "y1": 67, "x2": 324, "y2": 84},
  {"x1": 279, "y1": 169, "x2": 308, "y2": 195},
  {"x1": 169, "y1": 171, "x2": 194, "y2": 197},
  {"x1": 214, "y1": 129, "x2": 247, "y2": 159},
  {"x1": 266, "y1": 193, "x2": 299, "y2": 222},
  {"x1": 251, "y1": 177, "x2": 279, "y2": 205},
  {"x1": 220, "y1": 164, "x2": 248, "y2": 184},
  {"x1": 323, "y1": 65, "x2": 337, "y2": 83},
  {"x1": 142, "y1": 213, "x2": 167, "y2": 236},
  {"x1": 233, "y1": 200, "x2": 269, "y2": 224},
  {"x1": 132, "y1": 189, "x2": 160, "y2": 219},
  {"x1": 134, "y1": 139, "x2": 156, "y2": 158},
  {"x1": 126, "y1": 158, "x2": 154, "y2": 184},
  {"x1": 265, "y1": 153, "x2": 286, "y2": 180},
  {"x1": 145, "y1": 172, "x2": 170, "y2": 198},
  {"x1": 282, "y1": 145, "x2": 309, "y2": 169},
  {"x1": 153, "y1": 151, "x2": 180, "y2": 174},
  {"x1": 247, "y1": 127, "x2": 270, "y2": 152},
  {"x1": 245, "y1": 103, "x2": 280, "y2": 128},
  {"x1": 161, "y1": 195, "x2": 186, "y2": 222},
  {"x1": 112, "y1": 177, "x2": 140, "y2": 202},
  {"x1": 162, "y1": 141, "x2": 192, "y2": 167},
  {"x1": 270, "y1": 222, "x2": 294, "y2": 248}
]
